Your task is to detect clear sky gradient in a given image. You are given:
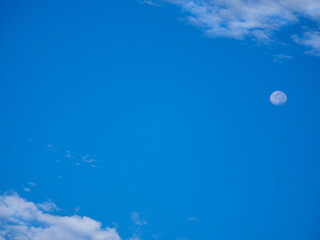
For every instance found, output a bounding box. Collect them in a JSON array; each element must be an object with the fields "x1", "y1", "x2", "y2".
[{"x1": 1, "y1": 1, "x2": 320, "y2": 240}]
